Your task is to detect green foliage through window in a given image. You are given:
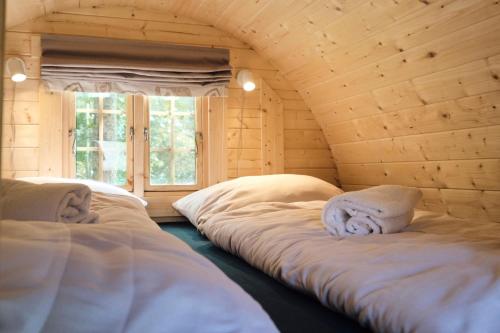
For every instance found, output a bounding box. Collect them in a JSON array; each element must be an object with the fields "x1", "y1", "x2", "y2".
[
  {"x1": 75, "y1": 93, "x2": 128, "y2": 186},
  {"x1": 149, "y1": 96, "x2": 197, "y2": 186}
]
